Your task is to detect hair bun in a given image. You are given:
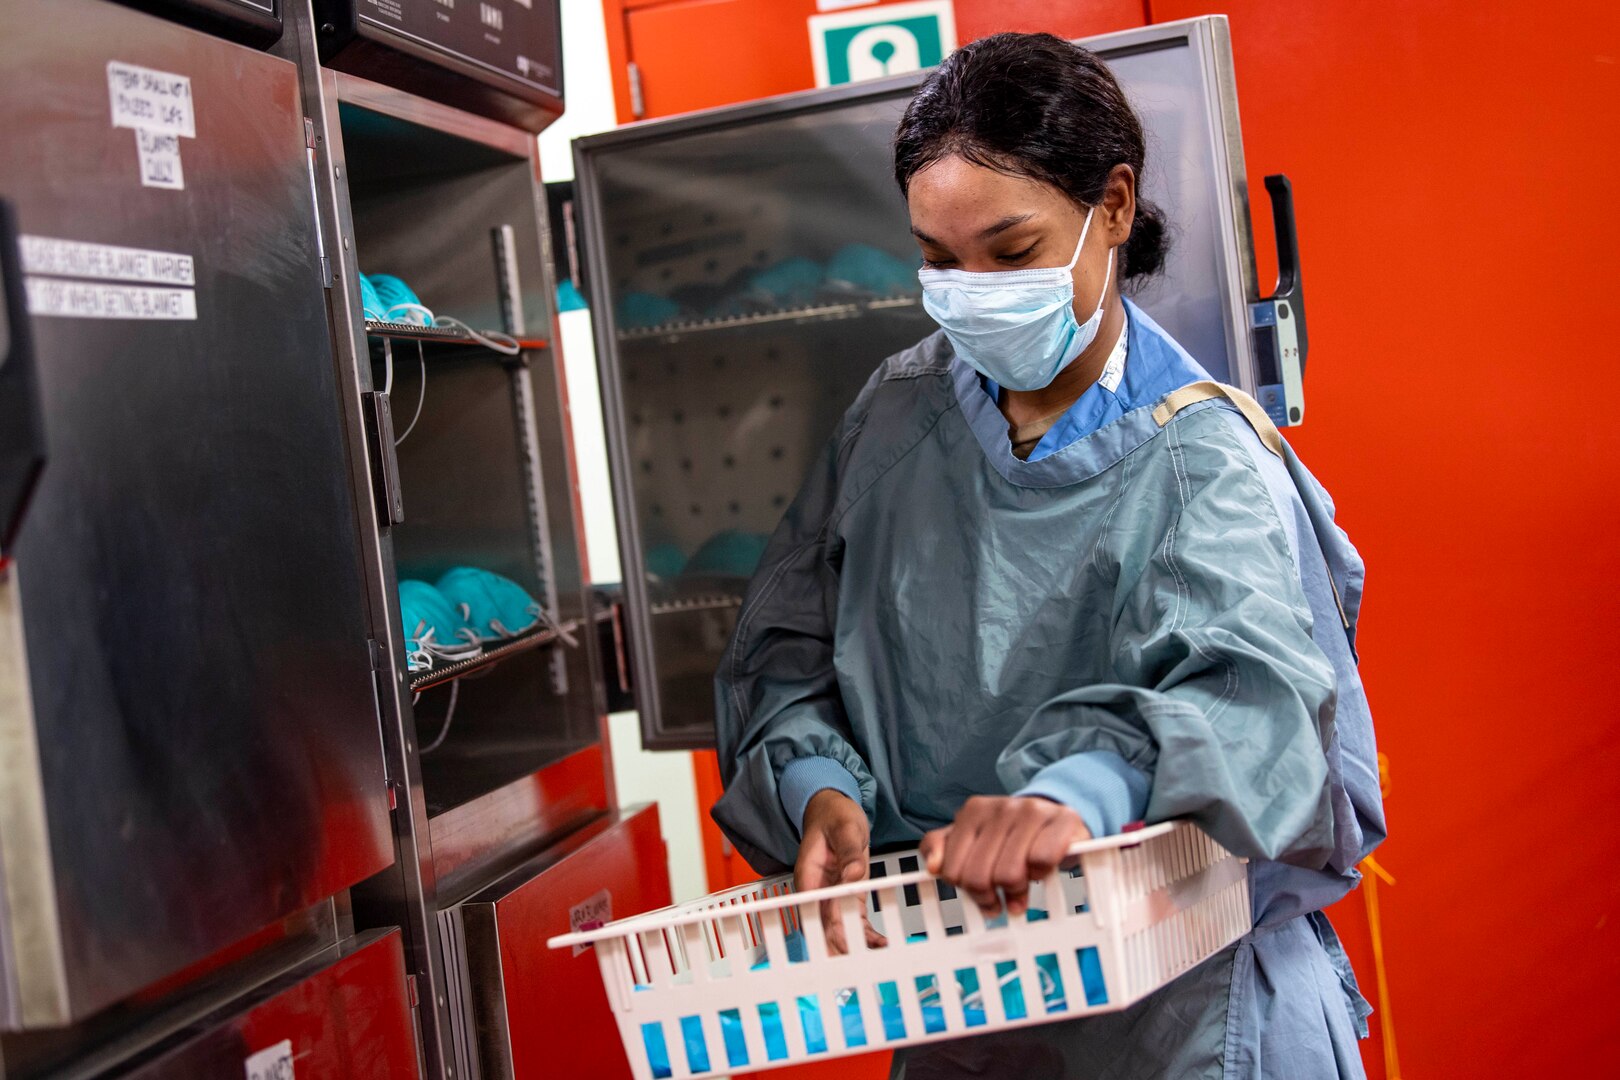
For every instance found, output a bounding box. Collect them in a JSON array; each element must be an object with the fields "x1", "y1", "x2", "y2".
[{"x1": 1123, "y1": 198, "x2": 1169, "y2": 280}]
